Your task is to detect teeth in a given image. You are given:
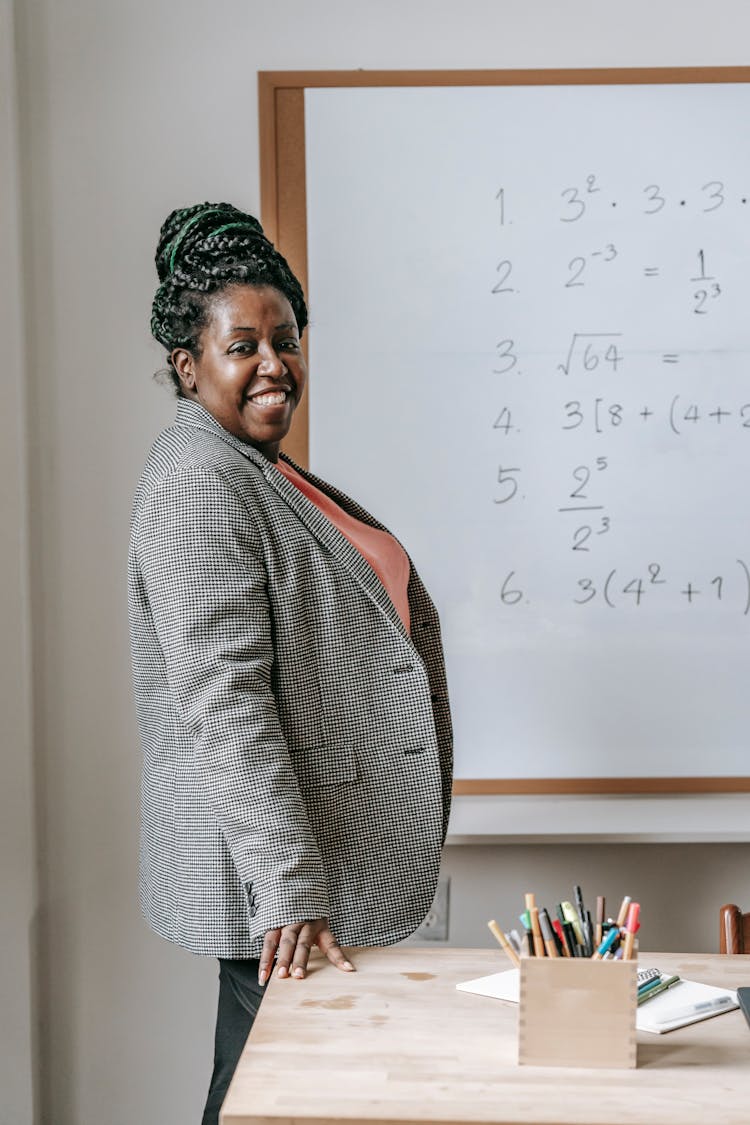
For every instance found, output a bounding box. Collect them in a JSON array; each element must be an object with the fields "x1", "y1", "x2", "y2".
[{"x1": 250, "y1": 391, "x2": 287, "y2": 406}]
